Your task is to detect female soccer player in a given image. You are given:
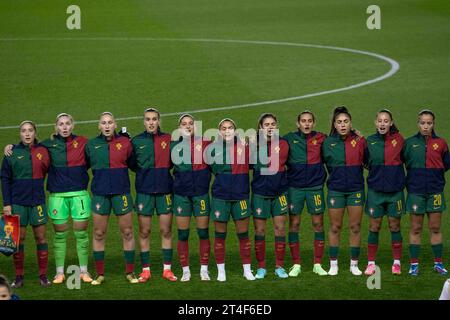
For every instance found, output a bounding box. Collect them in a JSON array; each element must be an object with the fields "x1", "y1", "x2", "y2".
[
  {"x1": 251, "y1": 113, "x2": 289, "y2": 279},
  {"x1": 322, "y1": 106, "x2": 367, "y2": 276},
  {"x1": 1, "y1": 121, "x2": 51, "y2": 287},
  {"x1": 403, "y1": 109, "x2": 450, "y2": 276},
  {"x1": 364, "y1": 109, "x2": 405, "y2": 276},
  {"x1": 283, "y1": 111, "x2": 328, "y2": 277},
  {"x1": 5, "y1": 114, "x2": 92, "y2": 284},
  {"x1": 86, "y1": 112, "x2": 138, "y2": 285},
  {"x1": 132, "y1": 107, "x2": 177, "y2": 282},
  {"x1": 171, "y1": 114, "x2": 211, "y2": 282},
  {"x1": 206, "y1": 118, "x2": 255, "y2": 281}
]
